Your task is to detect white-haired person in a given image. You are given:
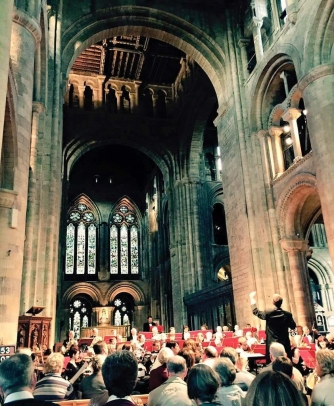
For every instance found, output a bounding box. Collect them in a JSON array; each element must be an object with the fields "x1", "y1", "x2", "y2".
[
  {"x1": 311, "y1": 349, "x2": 334, "y2": 406},
  {"x1": 149, "y1": 347, "x2": 174, "y2": 392},
  {"x1": 33, "y1": 352, "x2": 75, "y2": 401}
]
